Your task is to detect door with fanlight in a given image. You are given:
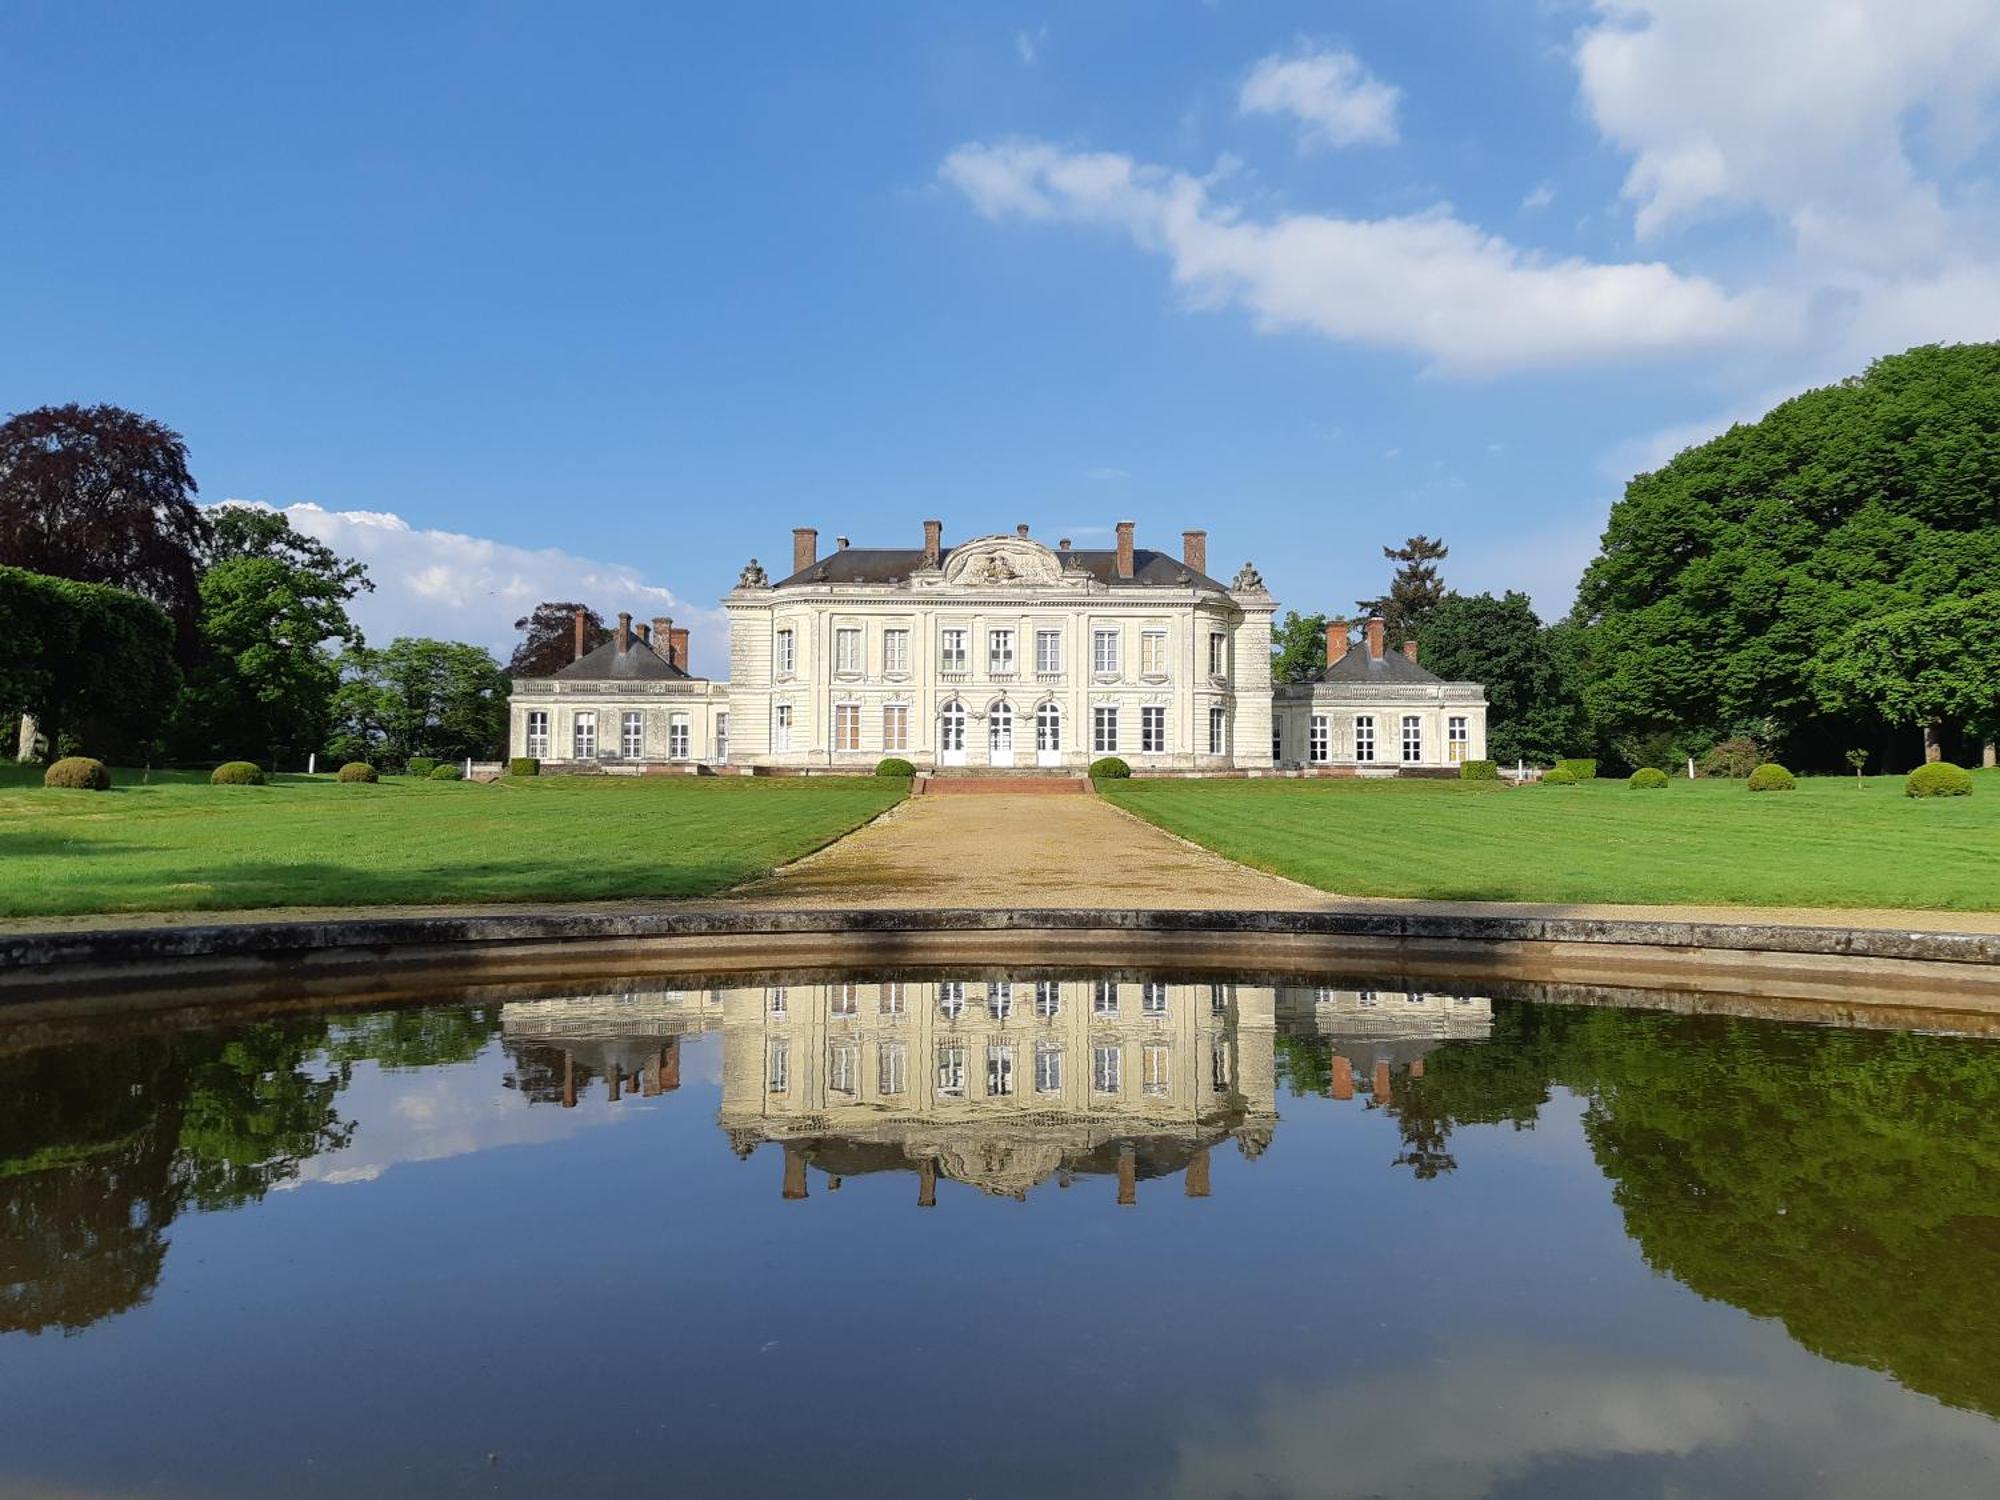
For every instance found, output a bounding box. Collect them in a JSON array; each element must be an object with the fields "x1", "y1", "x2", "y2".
[
  {"x1": 987, "y1": 700, "x2": 1015, "y2": 768},
  {"x1": 1035, "y1": 702, "x2": 1062, "y2": 766},
  {"x1": 939, "y1": 701, "x2": 968, "y2": 767}
]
